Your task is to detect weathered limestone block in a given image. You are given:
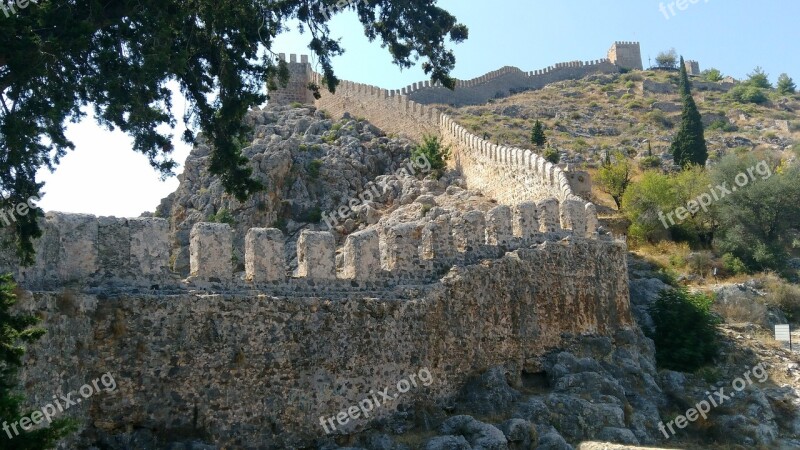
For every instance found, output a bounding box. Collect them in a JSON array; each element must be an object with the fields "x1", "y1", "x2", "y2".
[
  {"x1": 190, "y1": 222, "x2": 232, "y2": 280},
  {"x1": 560, "y1": 199, "x2": 587, "y2": 235},
  {"x1": 49, "y1": 212, "x2": 98, "y2": 282},
  {"x1": 537, "y1": 198, "x2": 561, "y2": 233},
  {"x1": 342, "y1": 229, "x2": 380, "y2": 280},
  {"x1": 585, "y1": 203, "x2": 599, "y2": 238},
  {"x1": 297, "y1": 230, "x2": 336, "y2": 279},
  {"x1": 381, "y1": 223, "x2": 421, "y2": 273},
  {"x1": 129, "y1": 218, "x2": 170, "y2": 277},
  {"x1": 97, "y1": 216, "x2": 130, "y2": 273},
  {"x1": 513, "y1": 202, "x2": 539, "y2": 241},
  {"x1": 421, "y1": 214, "x2": 454, "y2": 263},
  {"x1": 486, "y1": 205, "x2": 513, "y2": 246},
  {"x1": 453, "y1": 210, "x2": 486, "y2": 251},
  {"x1": 245, "y1": 228, "x2": 285, "y2": 282}
]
